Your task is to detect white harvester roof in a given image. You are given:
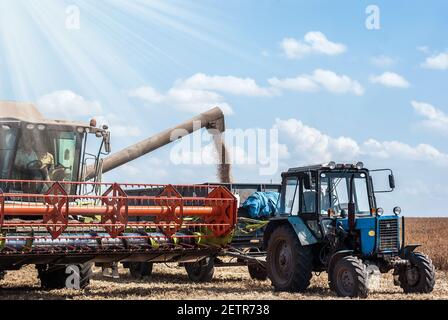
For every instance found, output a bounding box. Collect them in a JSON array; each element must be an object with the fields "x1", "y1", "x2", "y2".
[{"x1": 0, "y1": 100, "x2": 92, "y2": 129}]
